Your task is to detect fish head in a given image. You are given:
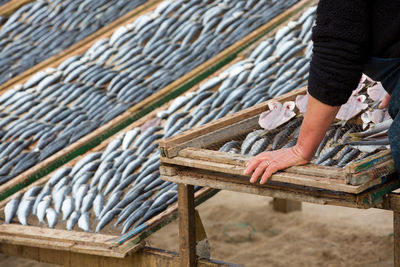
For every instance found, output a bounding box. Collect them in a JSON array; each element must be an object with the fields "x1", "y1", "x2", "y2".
[
  {"x1": 44, "y1": 67, "x2": 56, "y2": 74},
  {"x1": 13, "y1": 84, "x2": 23, "y2": 91}
]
